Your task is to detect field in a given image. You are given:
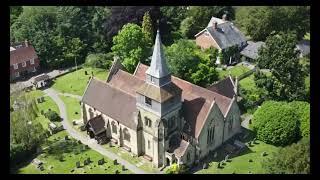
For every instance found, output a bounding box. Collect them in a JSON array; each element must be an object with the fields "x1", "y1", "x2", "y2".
[
  {"x1": 52, "y1": 67, "x2": 109, "y2": 96},
  {"x1": 196, "y1": 140, "x2": 279, "y2": 174},
  {"x1": 17, "y1": 131, "x2": 132, "y2": 174}
]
